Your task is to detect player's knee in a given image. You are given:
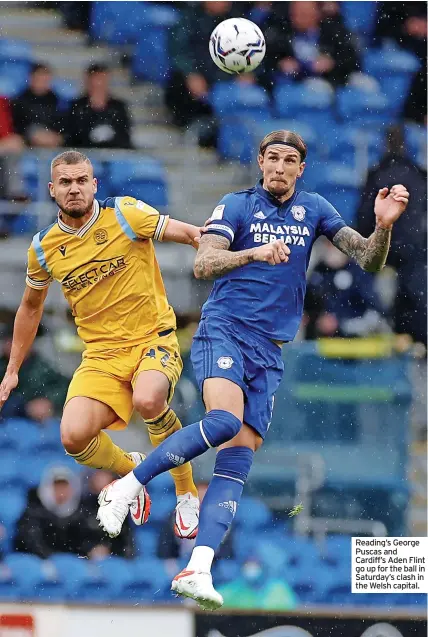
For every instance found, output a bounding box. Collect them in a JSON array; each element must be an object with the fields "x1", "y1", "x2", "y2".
[
  {"x1": 132, "y1": 392, "x2": 165, "y2": 419},
  {"x1": 60, "y1": 422, "x2": 89, "y2": 454},
  {"x1": 202, "y1": 409, "x2": 242, "y2": 448}
]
